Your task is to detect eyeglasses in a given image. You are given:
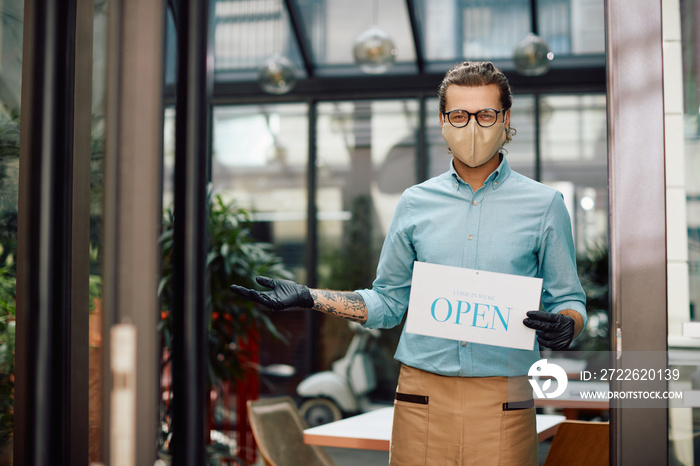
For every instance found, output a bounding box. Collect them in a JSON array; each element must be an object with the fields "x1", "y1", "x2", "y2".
[{"x1": 442, "y1": 108, "x2": 506, "y2": 128}]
